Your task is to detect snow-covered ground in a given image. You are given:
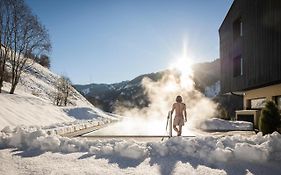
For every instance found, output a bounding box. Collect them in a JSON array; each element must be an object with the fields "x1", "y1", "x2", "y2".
[
  {"x1": 0, "y1": 127, "x2": 281, "y2": 175},
  {"x1": 0, "y1": 92, "x2": 73, "y2": 129},
  {"x1": 0, "y1": 61, "x2": 117, "y2": 131}
]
